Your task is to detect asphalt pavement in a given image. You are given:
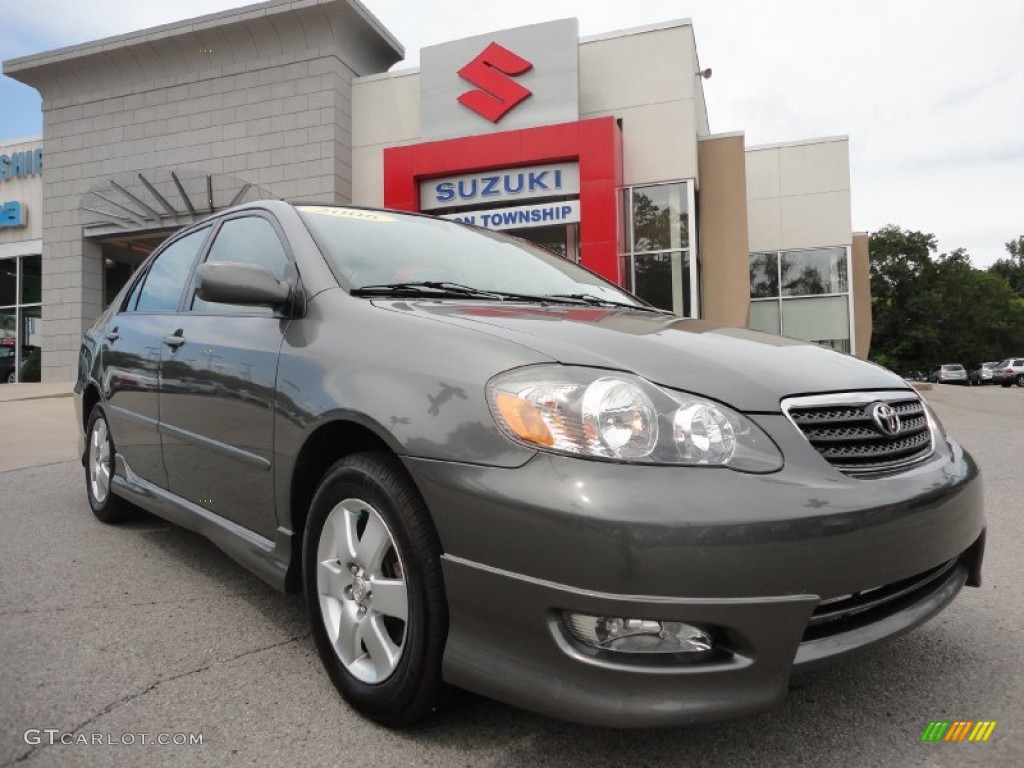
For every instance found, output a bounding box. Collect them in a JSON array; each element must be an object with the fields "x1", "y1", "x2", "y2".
[{"x1": 0, "y1": 383, "x2": 1020, "y2": 767}]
